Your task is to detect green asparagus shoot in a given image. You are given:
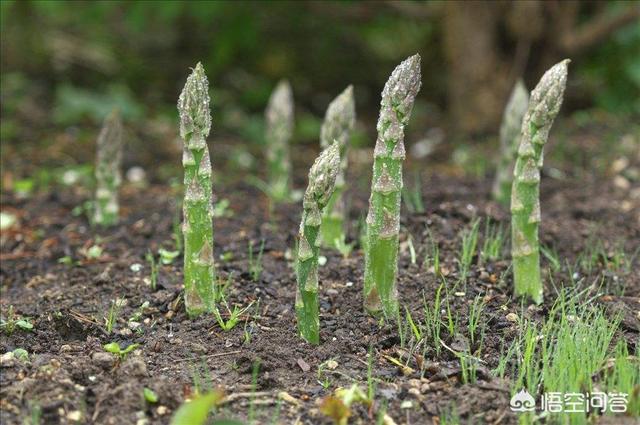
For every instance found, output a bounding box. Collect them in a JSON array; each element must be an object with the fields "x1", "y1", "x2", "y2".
[
  {"x1": 94, "y1": 109, "x2": 123, "y2": 226},
  {"x1": 363, "y1": 54, "x2": 422, "y2": 318},
  {"x1": 492, "y1": 80, "x2": 529, "y2": 205},
  {"x1": 319, "y1": 85, "x2": 356, "y2": 249},
  {"x1": 511, "y1": 59, "x2": 569, "y2": 304},
  {"x1": 296, "y1": 142, "x2": 341, "y2": 344},
  {"x1": 265, "y1": 80, "x2": 294, "y2": 203},
  {"x1": 178, "y1": 62, "x2": 216, "y2": 317}
]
